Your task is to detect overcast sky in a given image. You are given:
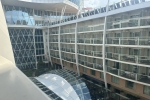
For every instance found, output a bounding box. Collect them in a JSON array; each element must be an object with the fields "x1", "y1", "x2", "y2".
[{"x1": 84, "y1": 0, "x2": 122, "y2": 8}]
